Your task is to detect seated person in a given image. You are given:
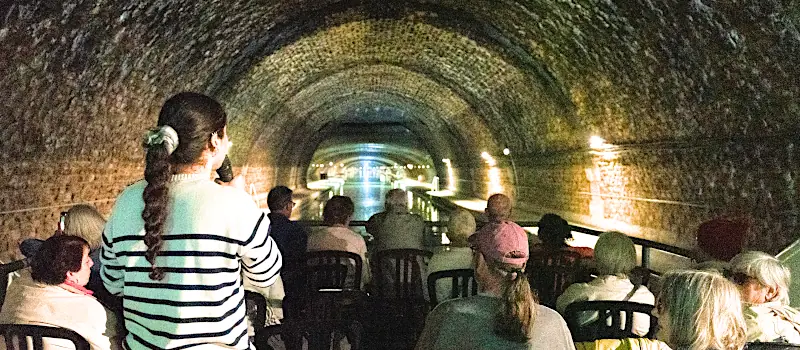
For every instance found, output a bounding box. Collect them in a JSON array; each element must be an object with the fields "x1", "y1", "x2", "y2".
[
  {"x1": 20, "y1": 204, "x2": 106, "y2": 293},
  {"x1": 307, "y1": 195, "x2": 370, "y2": 289},
  {"x1": 415, "y1": 221, "x2": 575, "y2": 350},
  {"x1": 531, "y1": 213, "x2": 593, "y2": 259},
  {"x1": 366, "y1": 188, "x2": 427, "y2": 253},
  {"x1": 657, "y1": 270, "x2": 746, "y2": 350},
  {"x1": 426, "y1": 209, "x2": 477, "y2": 303},
  {"x1": 266, "y1": 186, "x2": 308, "y2": 298},
  {"x1": 729, "y1": 251, "x2": 800, "y2": 343},
  {"x1": 557, "y1": 231, "x2": 655, "y2": 336},
  {"x1": 0, "y1": 235, "x2": 120, "y2": 350}
]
